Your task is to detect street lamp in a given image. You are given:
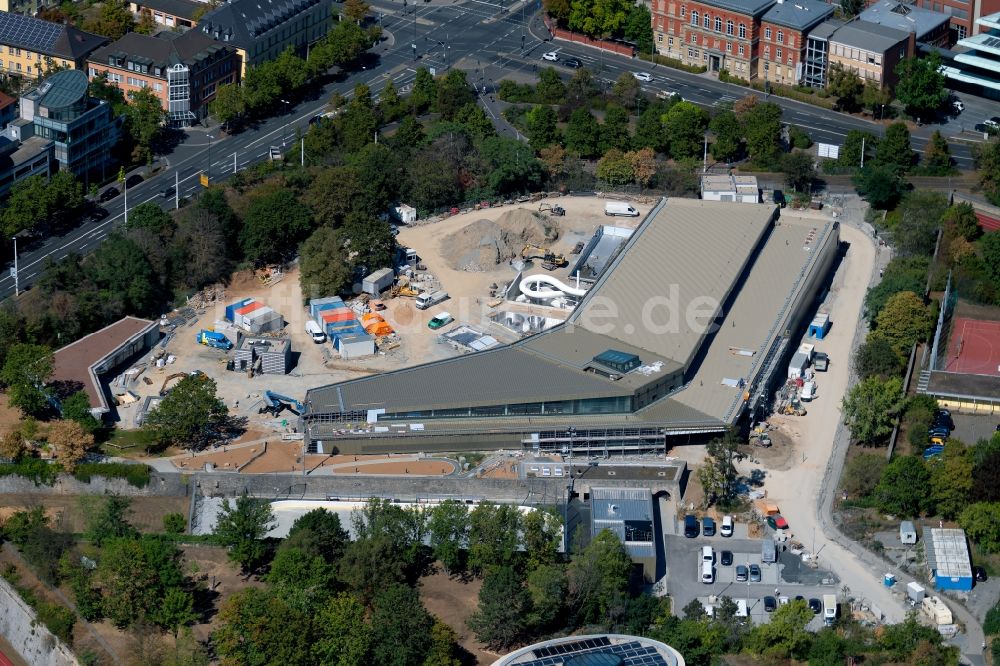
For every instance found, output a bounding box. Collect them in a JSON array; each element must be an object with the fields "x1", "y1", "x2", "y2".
[
  {"x1": 206, "y1": 134, "x2": 214, "y2": 182},
  {"x1": 11, "y1": 236, "x2": 18, "y2": 297},
  {"x1": 280, "y1": 100, "x2": 290, "y2": 146}
]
